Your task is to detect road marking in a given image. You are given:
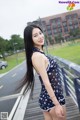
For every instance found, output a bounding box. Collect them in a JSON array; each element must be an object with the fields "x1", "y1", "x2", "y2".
[
  {"x1": 0, "y1": 85, "x2": 3, "y2": 89},
  {"x1": 12, "y1": 73, "x2": 17, "y2": 77}
]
